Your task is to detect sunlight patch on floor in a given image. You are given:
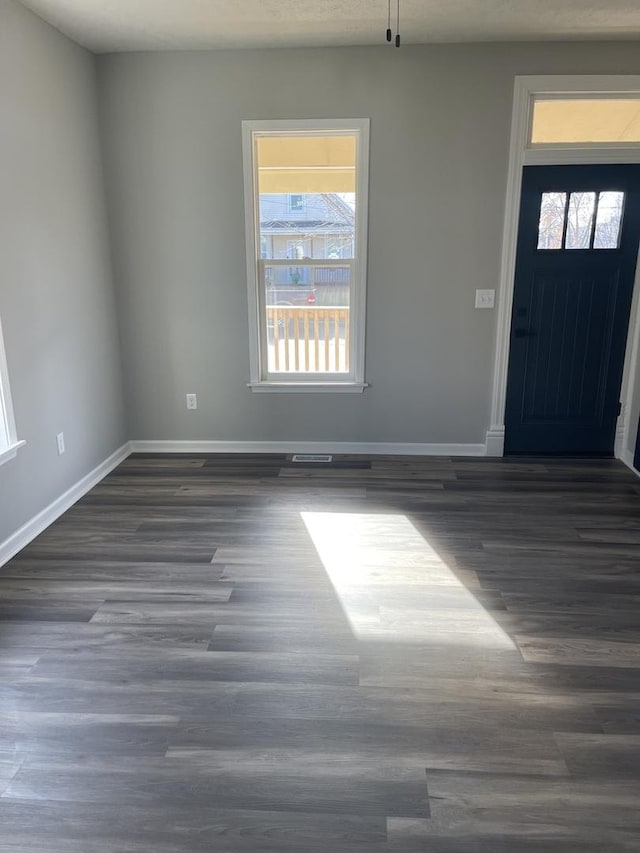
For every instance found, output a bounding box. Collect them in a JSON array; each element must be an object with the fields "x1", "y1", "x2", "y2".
[{"x1": 301, "y1": 512, "x2": 515, "y2": 650}]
